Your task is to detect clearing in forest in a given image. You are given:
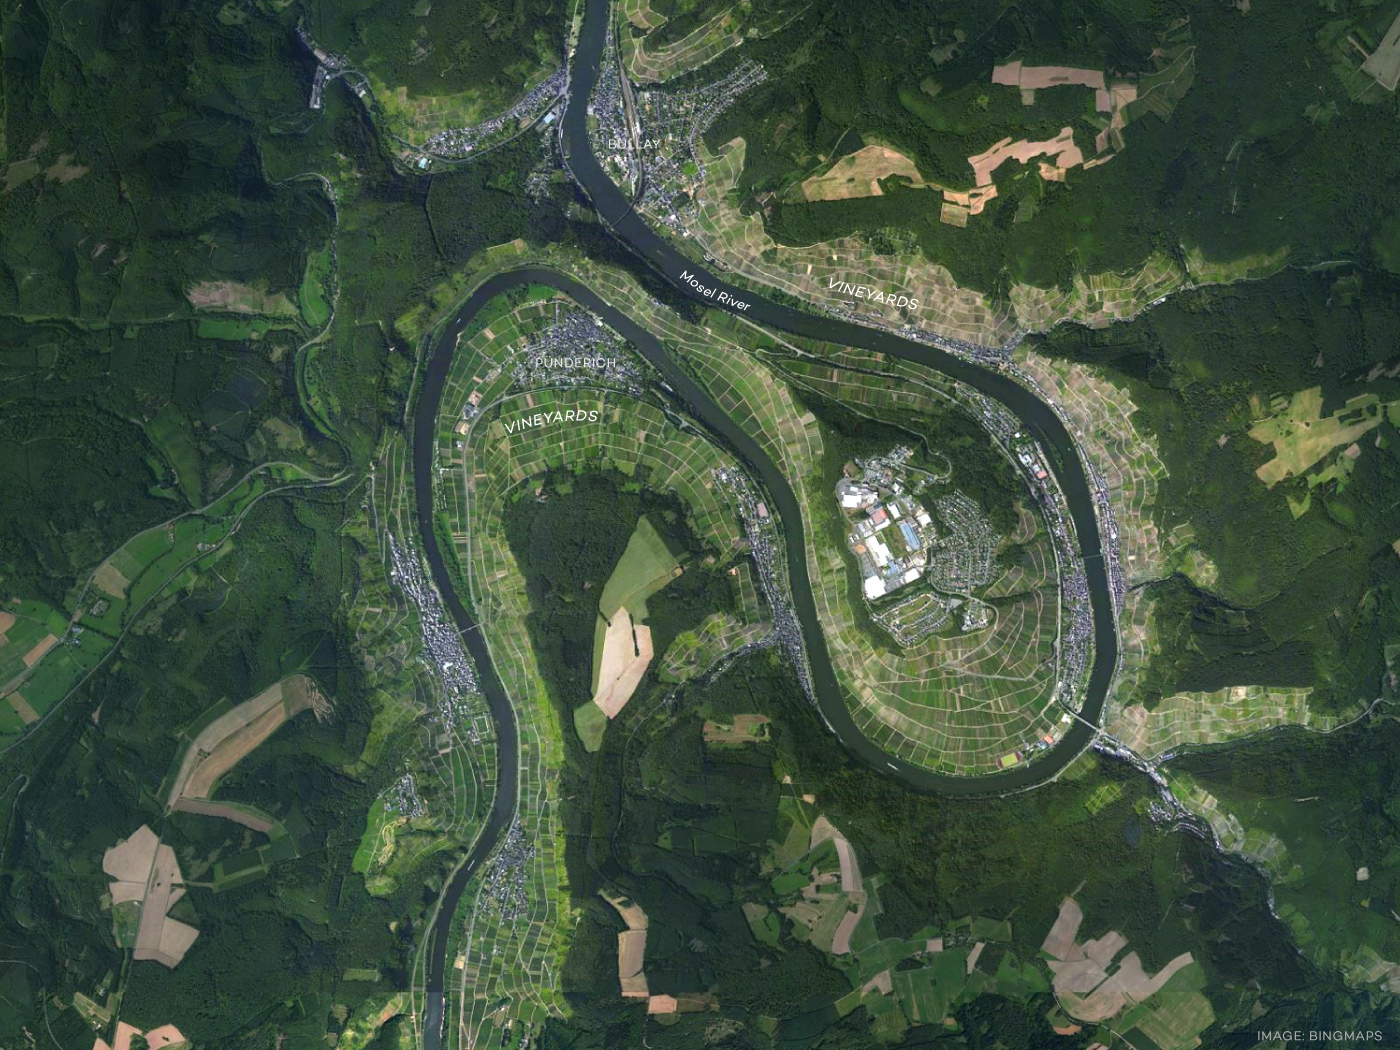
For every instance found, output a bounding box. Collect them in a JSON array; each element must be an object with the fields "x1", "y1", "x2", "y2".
[
  {"x1": 1248, "y1": 387, "x2": 1399, "y2": 487},
  {"x1": 967, "y1": 129, "x2": 1083, "y2": 188},
  {"x1": 591, "y1": 609, "x2": 655, "y2": 719},
  {"x1": 165, "y1": 673, "x2": 324, "y2": 812},
  {"x1": 601, "y1": 891, "x2": 650, "y2": 998},
  {"x1": 186, "y1": 280, "x2": 297, "y2": 317},
  {"x1": 1040, "y1": 897, "x2": 1214, "y2": 1045},
  {"x1": 102, "y1": 824, "x2": 200, "y2": 968},
  {"x1": 94, "y1": 1022, "x2": 186, "y2": 1050},
  {"x1": 588, "y1": 515, "x2": 683, "y2": 722},
  {"x1": 1361, "y1": 9, "x2": 1400, "y2": 91},
  {"x1": 802, "y1": 145, "x2": 929, "y2": 202},
  {"x1": 598, "y1": 515, "x2": 684, "y2": 621},
  {"x1": 702, "y1": 713, "x2": 771, "y2": 744},
  {"x1": 92, "y1": 561, "x2": 131, "y2": 599}
]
